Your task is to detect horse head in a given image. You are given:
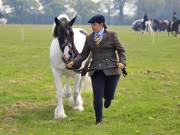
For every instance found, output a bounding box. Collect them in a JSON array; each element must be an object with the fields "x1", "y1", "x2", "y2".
[{"x1": 53, "y1": 15, "x2": 78, "y2": 63}]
